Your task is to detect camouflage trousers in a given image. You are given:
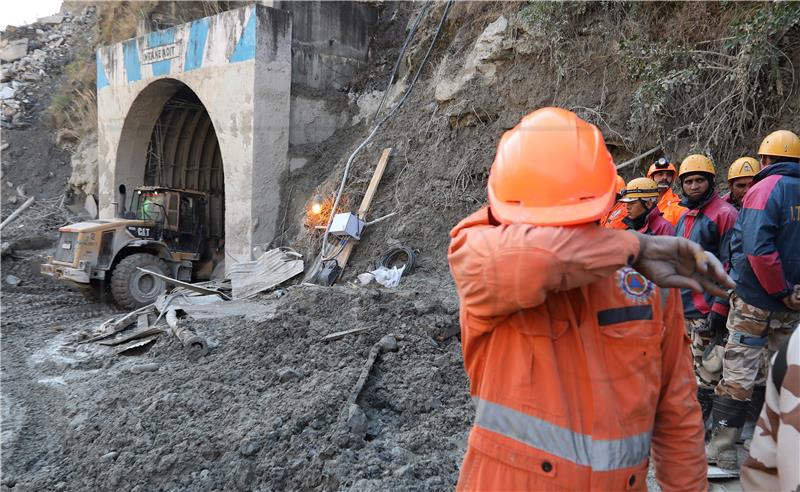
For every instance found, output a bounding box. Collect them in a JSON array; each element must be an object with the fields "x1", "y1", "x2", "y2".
[
  {"x1": 687, "y1": 318, "x2": 723, "y2": 390},
  {"x1": 715, "y1": 294, "x2": 800, "y2": 401}
]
